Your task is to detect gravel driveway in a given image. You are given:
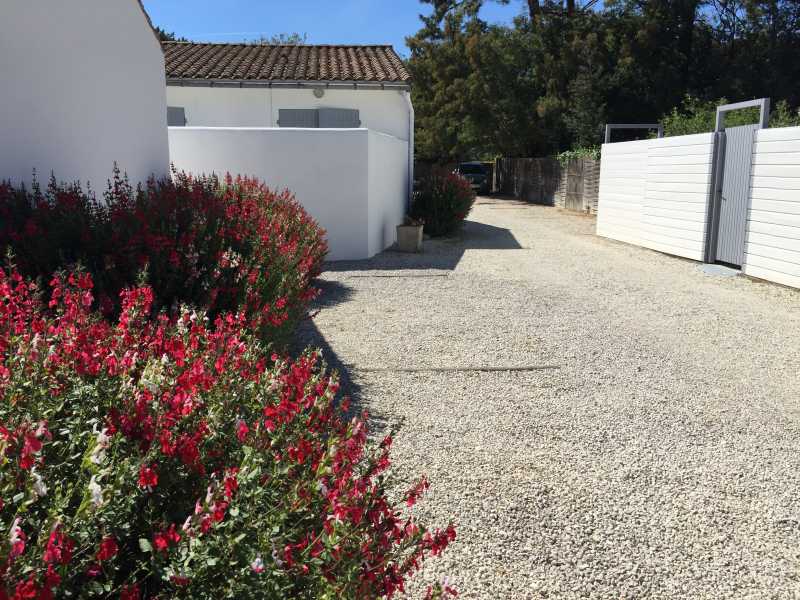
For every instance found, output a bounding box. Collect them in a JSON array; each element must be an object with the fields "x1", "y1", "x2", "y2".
[{"x1": 298, "y1": 198, "x2": 800, "y2": 599}]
